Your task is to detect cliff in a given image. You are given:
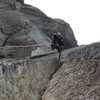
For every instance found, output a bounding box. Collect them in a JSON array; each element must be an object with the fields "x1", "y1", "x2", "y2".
[{"x1": 0, "y1": 0, "x2": 77, "y2": 58}]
